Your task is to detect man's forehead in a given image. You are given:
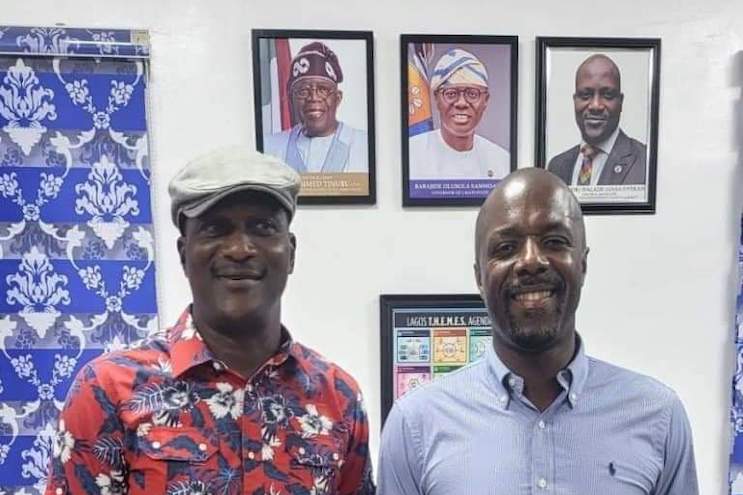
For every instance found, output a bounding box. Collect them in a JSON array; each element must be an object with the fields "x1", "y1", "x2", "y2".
[{"x1": 576, "y1": 59, "x2": 619, "y2": 84}]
